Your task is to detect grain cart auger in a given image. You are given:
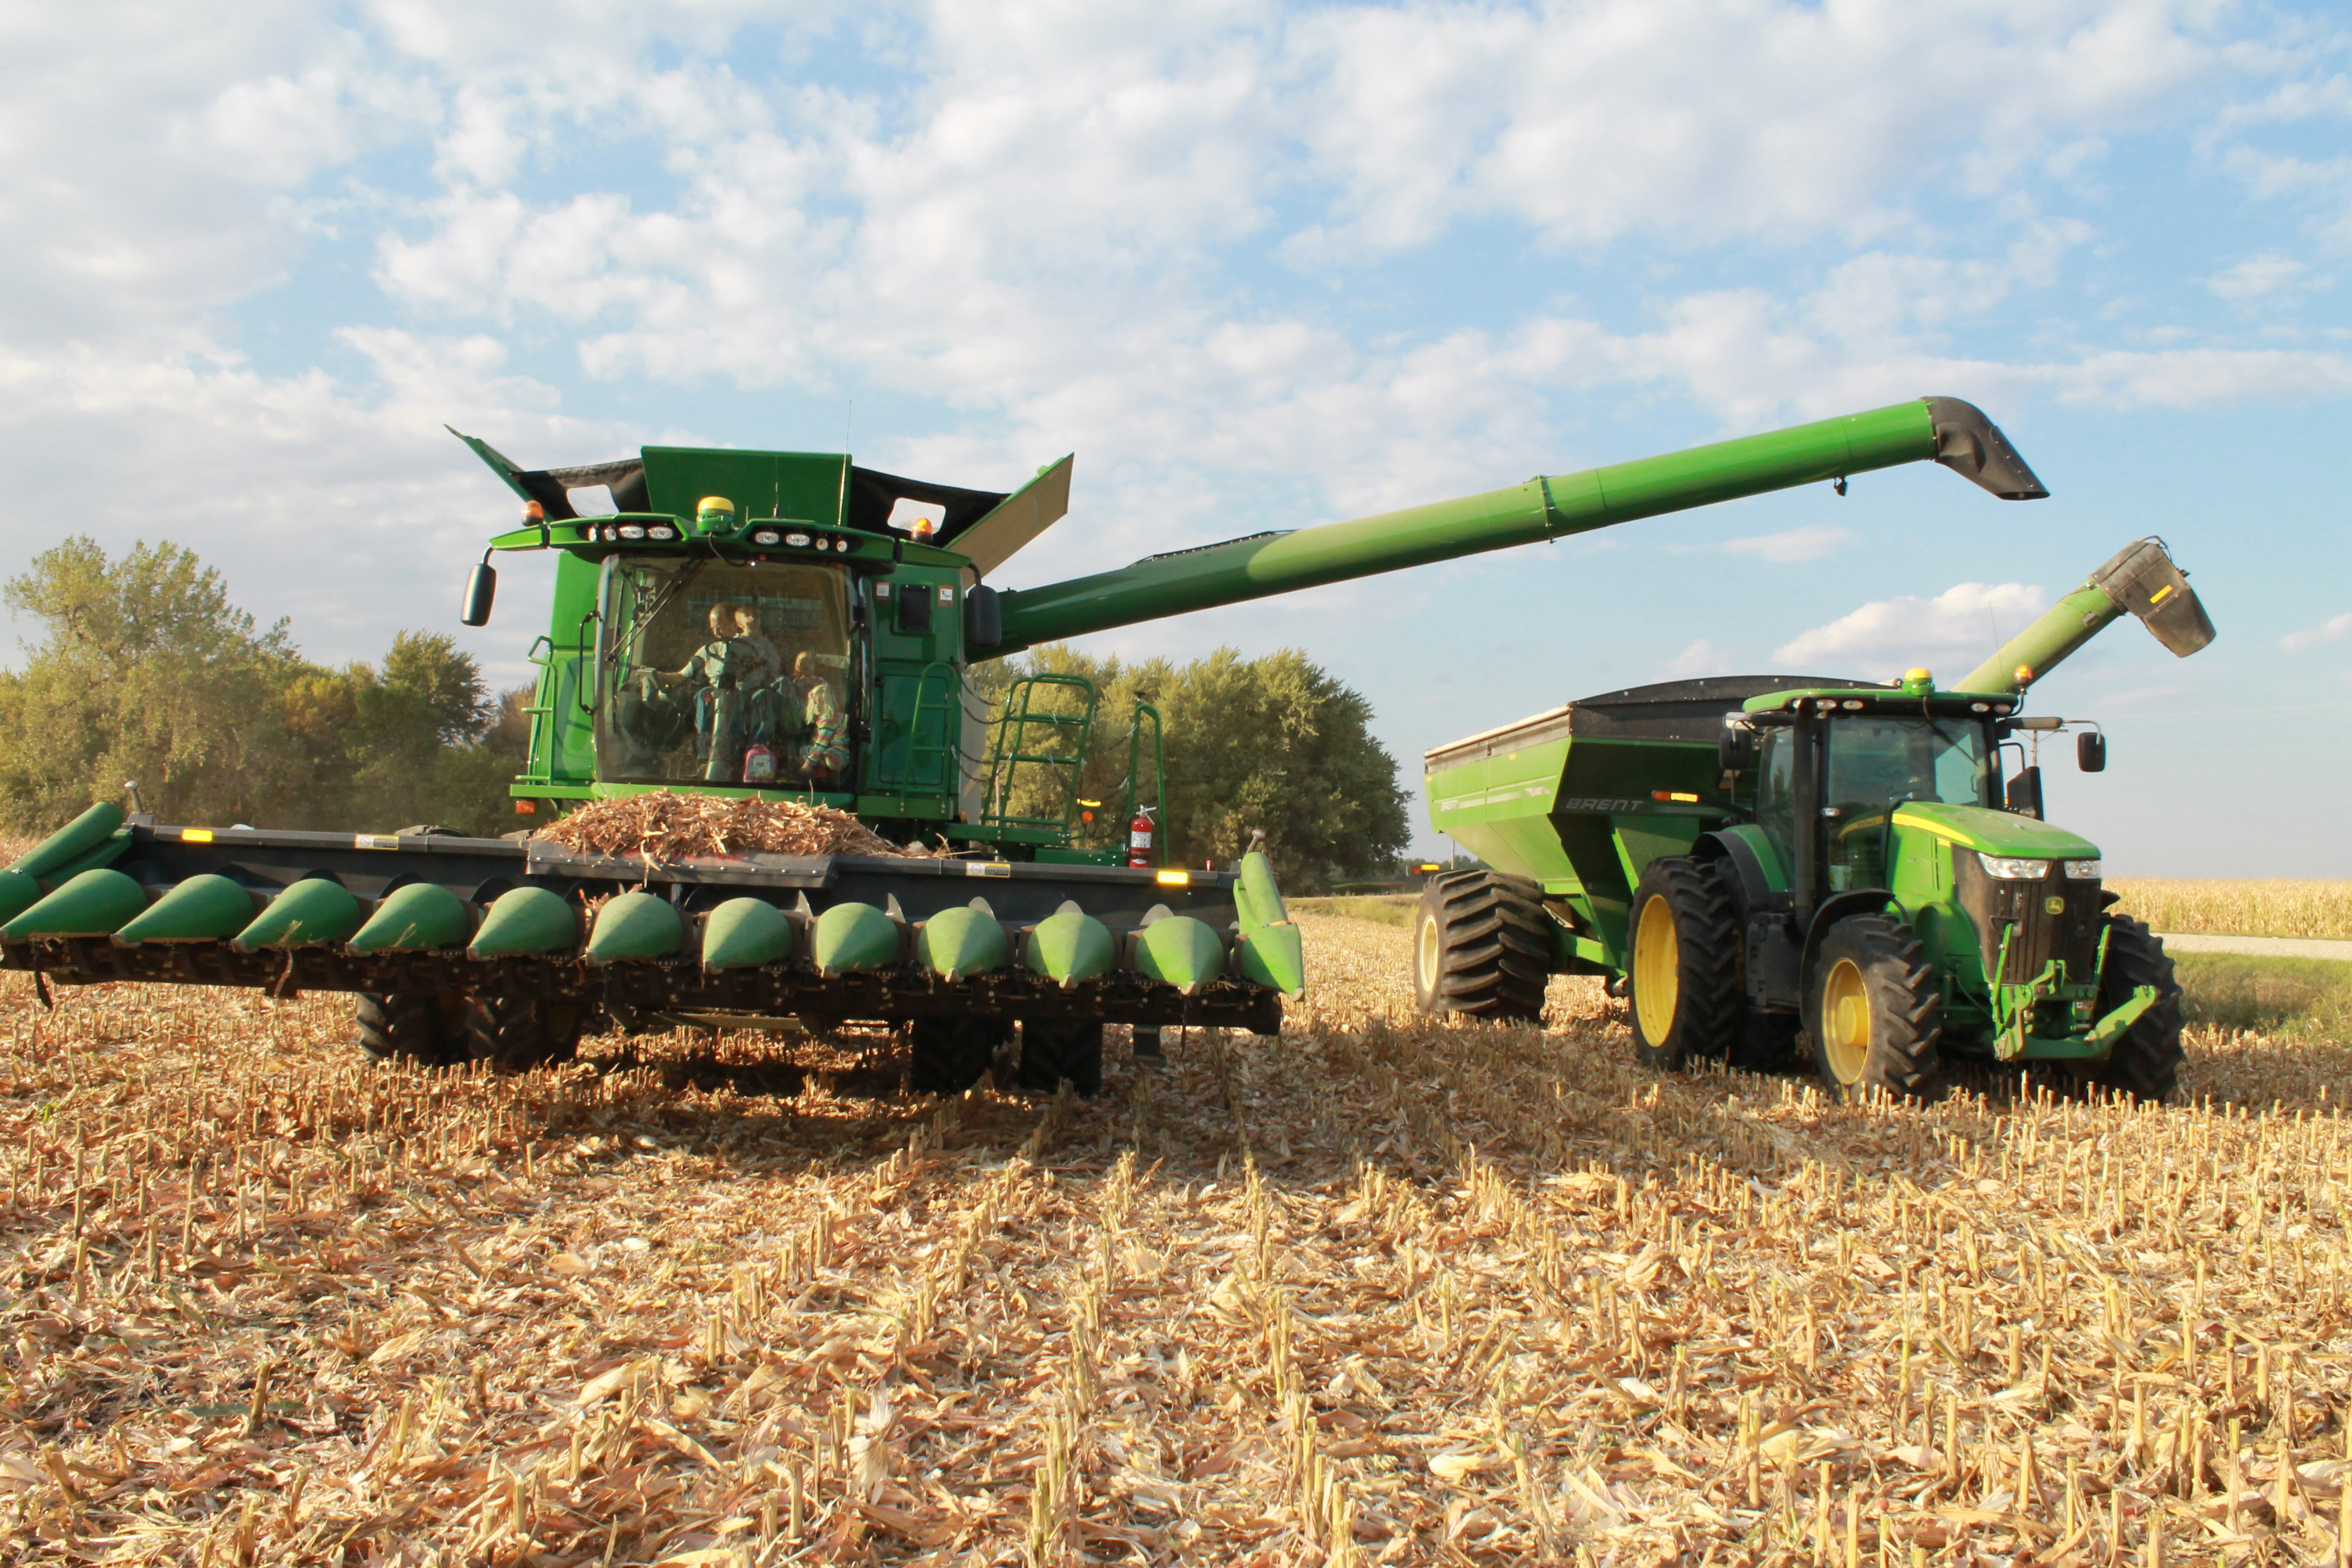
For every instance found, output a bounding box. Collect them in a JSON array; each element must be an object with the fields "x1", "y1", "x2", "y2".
[
  {"x1": 1417, "y1": 537, "x2": 2214, "y2": 1103},
  {"x1": 0, "y1": 396, "x2": 2045, "y2": 1097}
]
